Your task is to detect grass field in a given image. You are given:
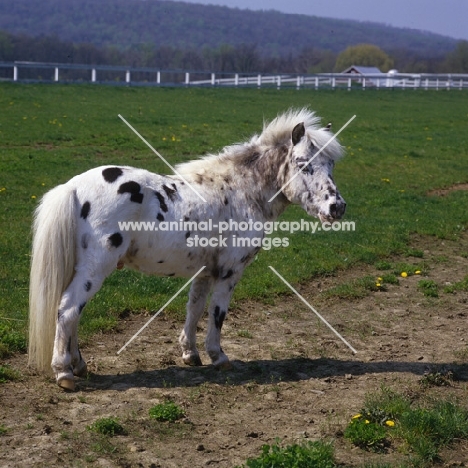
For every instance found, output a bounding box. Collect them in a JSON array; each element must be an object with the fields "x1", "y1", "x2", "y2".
[{"x1": 0, "y1": 83, "x2": 467, "y2": 354}]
